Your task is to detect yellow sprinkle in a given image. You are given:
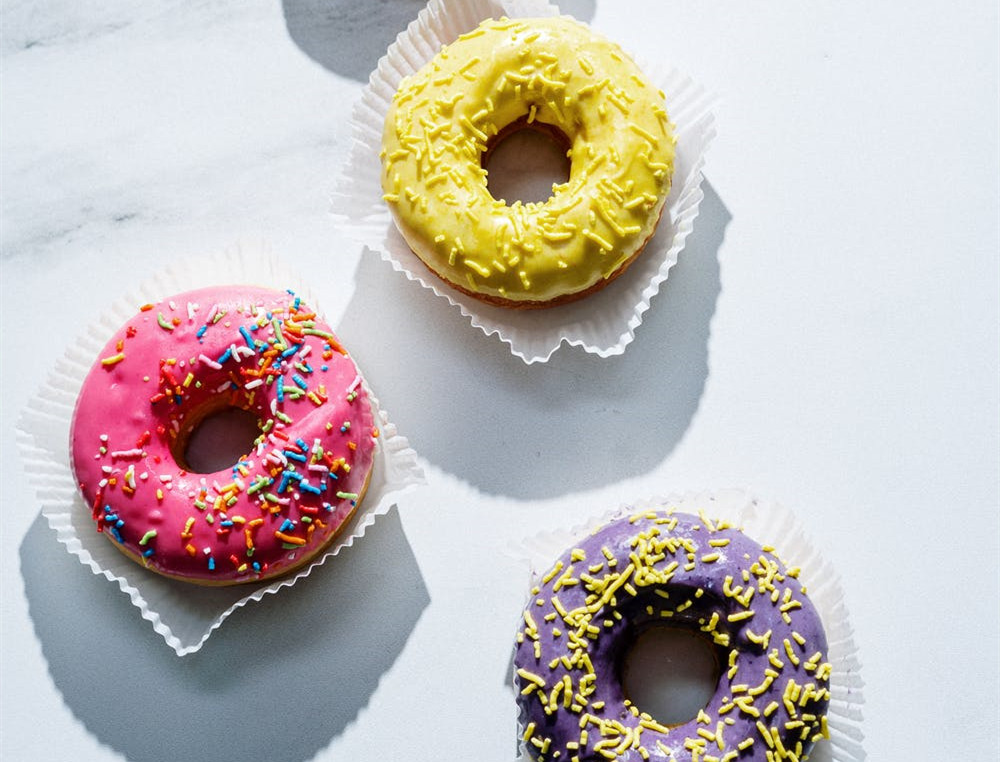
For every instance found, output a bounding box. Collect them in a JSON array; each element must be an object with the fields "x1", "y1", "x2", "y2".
[
  {"x1": 756, "y1": 721, "x2": 774, "y2": 748},
  {"x1": 517, "y1": 668, "x2": 545, "y2": 687},
  {"x1": 542, "y1": 561, "x2": 564, "y2": 584},
  {"x1": 523, "y1": 610, "x2": 539, "y2": 633},
  {"x1": 582, "y1": 228, "x2": 614, "y2": 252},
  {"x1": 628, "y1": 122, "x2": 659, "y2": 144},
  {"x1": 783, "y1": 638, "x2": 801, "y2": 666}
]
